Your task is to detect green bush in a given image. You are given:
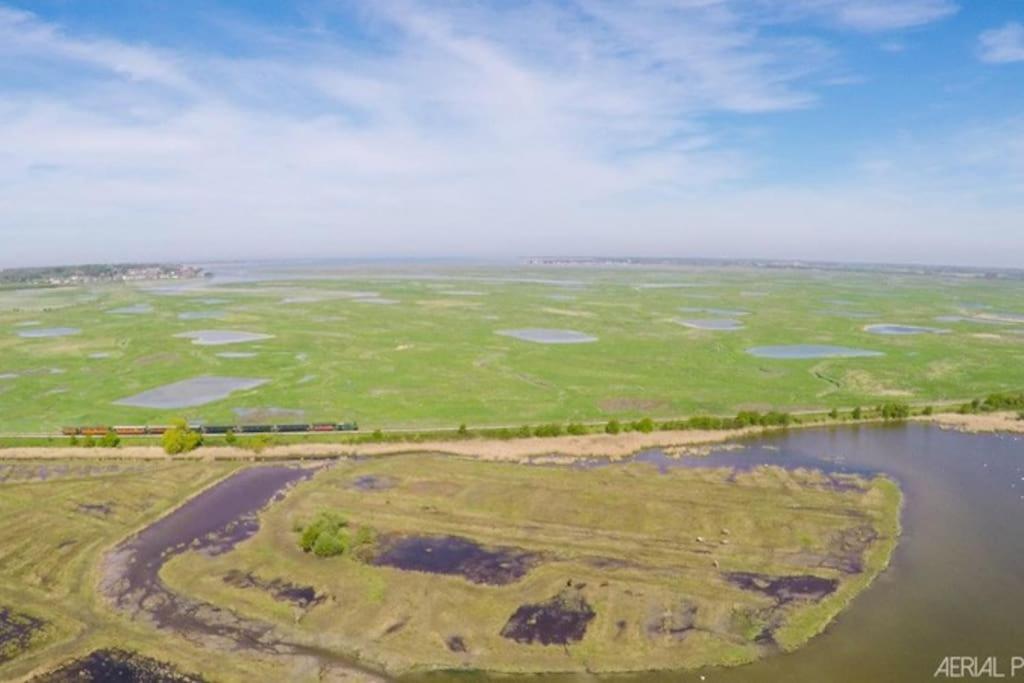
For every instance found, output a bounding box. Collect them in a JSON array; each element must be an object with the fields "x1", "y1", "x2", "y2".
[
  {"x1": 296, "y1": 511, "x2": 377, "y2": 560},
  {"x1": 313, "y1": 533, "x2": 347, "y2": 558},
  {"x1": 632, "y1": 417, "x2": 655, "y2": 433},
  {"x1": 878, "y1": 402, "x2": 911, "y2": 421},
  {"x1": 604, "y1": 419, "x2": 621, "y2": 435},
  {"x1": 533, "y1": 423, "x2": 563, "y2": 437},
  {"x1": 566, "y1": 423, "x2": 587, "y2": 435},
  {"x1": 98, "y1": 430, "x2": 121, "y2": 448},
  {"x1": 162, "y1": 419, "x2": 202, "y2": 454}
]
